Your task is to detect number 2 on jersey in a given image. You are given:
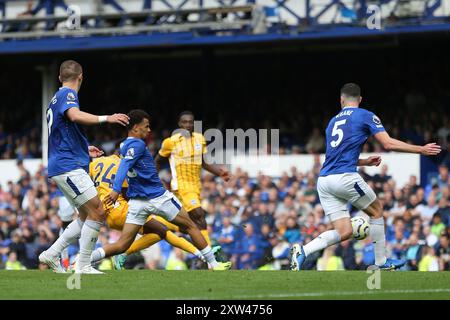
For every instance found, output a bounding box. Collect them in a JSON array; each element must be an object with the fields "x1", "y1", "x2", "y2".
[
  {"x1": 46, "y1": 109, "x2": 53, "y2": 136},
  {"x1": 330, "y1": 119, "x2": 347, "y2": 147}
]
